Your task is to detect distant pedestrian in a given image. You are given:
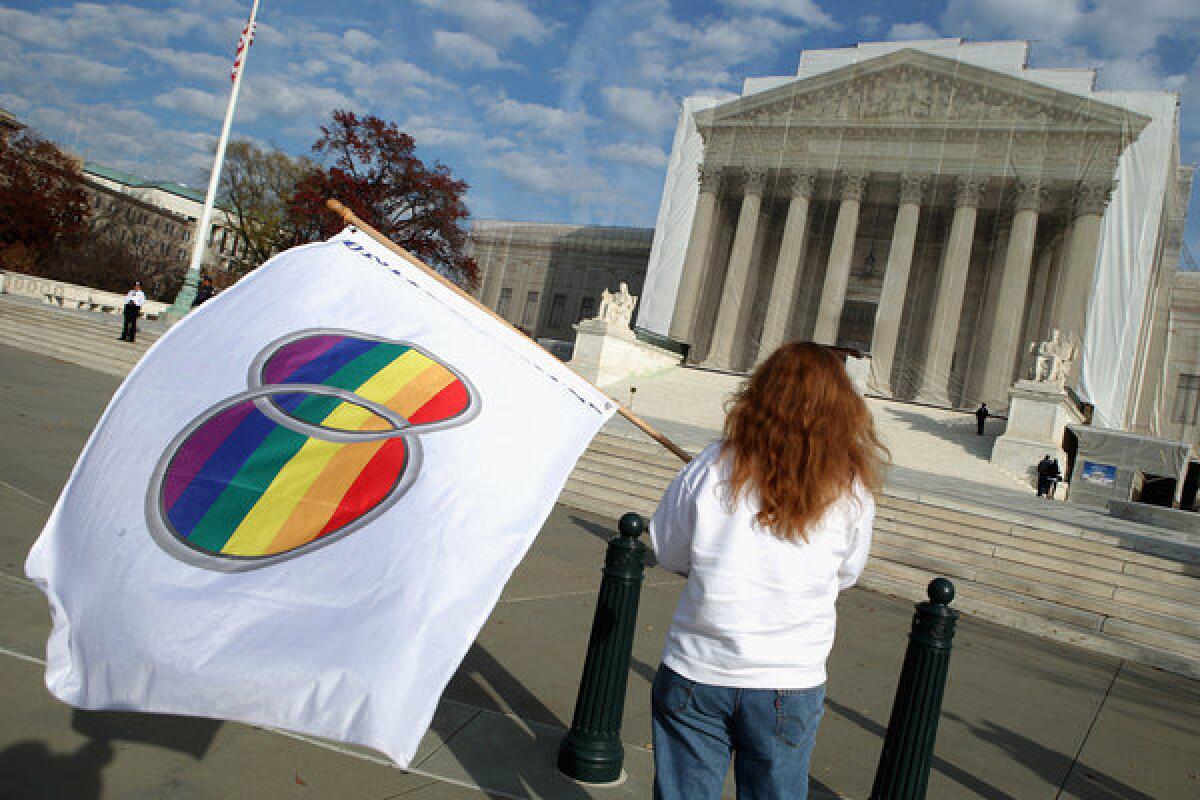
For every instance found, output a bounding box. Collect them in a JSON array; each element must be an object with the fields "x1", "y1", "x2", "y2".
[
  {"x1": 975, "y1": 403, "x2": 989, "y2": 435},
  {"x1": 1036, "y1": 454, "x2": 1061, "y2": 498},
  {"x1": 192, "y1": 275, "x2": 214, "y2": 308},
  {"x1": 119, "y1": 281, "x2": 145, "y2": 343},
  {"x1": 648, "y1": 342, "x2": 888, "y2": 800}
]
